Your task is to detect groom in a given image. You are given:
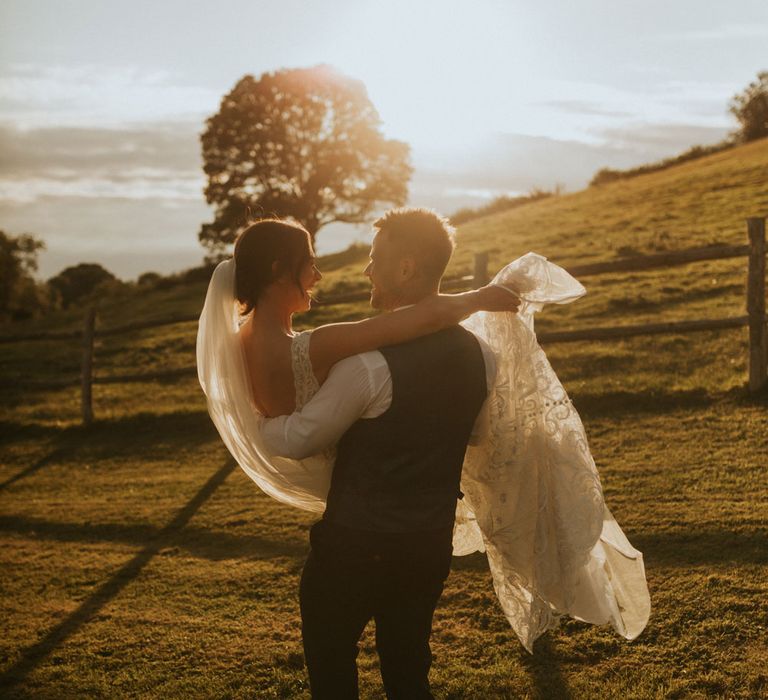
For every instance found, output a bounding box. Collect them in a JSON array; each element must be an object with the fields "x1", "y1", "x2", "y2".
[{"x1": 261, "y1": 208, "x2": 515, "y2": 699}]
